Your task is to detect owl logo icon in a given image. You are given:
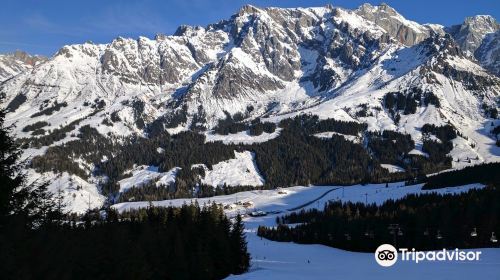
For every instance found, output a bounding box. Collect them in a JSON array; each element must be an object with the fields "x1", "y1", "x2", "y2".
[{"x1": 375, "y1": 244, "x2": 398, "y2": 267}]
